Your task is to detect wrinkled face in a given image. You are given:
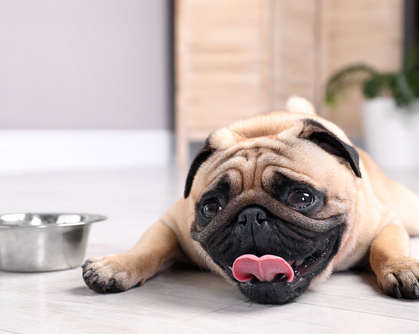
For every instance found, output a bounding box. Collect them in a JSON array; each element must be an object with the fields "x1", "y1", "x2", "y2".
[
  {"x1": 191, "y1": 171, "x2": 344, "y2": 304},
  {"x1": 185, "y1": 117, "x2": 361, "y2": 304}
]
